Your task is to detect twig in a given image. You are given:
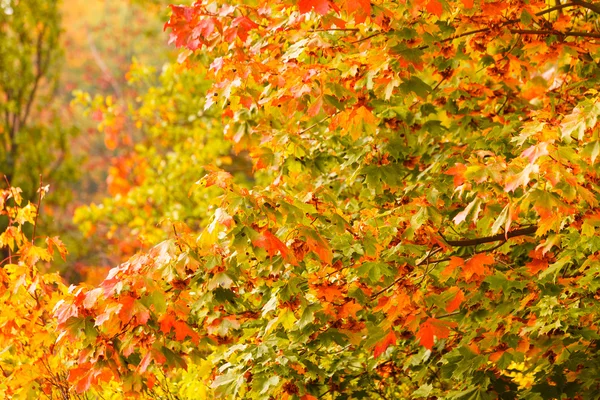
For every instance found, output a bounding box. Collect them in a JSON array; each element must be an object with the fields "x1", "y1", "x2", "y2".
[
  {"x1": 510, "y1": 29, "x2": 600, "y2": 38},
  {"x1": 32, "y1": 175, "x2": 43, "y2": 245},
  {"x1": 297, "y1": 111, "x2": 339, "y2": 135},
  {"x1": 173, "y1": 225, "x2": 184, "y2": 252},
  {"x1": 350, "y1": 31, "x2": 385, "y2": 44},
  {"x1": 442, "y1": 225, "x2": 538, "y2": 247}
]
